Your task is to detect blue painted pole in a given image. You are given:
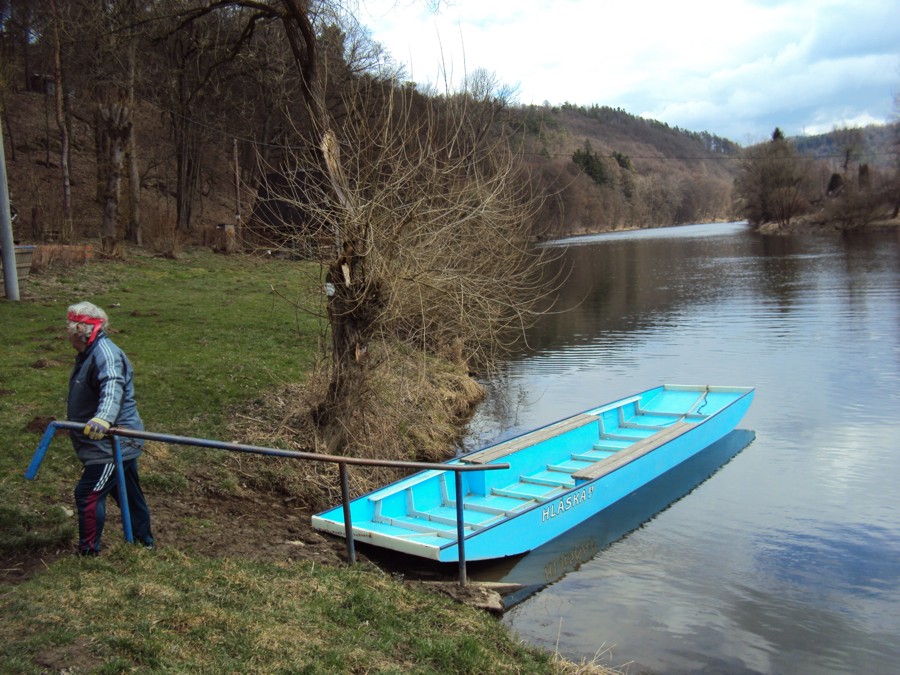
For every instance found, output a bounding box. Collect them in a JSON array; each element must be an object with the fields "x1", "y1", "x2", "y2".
[
  {"x1": 28, "y1": 420, "x2": 508, "y2": 571},
  {"x1": 112, "y1": 436, "x2": 133, "y2": 543},
  {"x1": 25, "y1": 422, "x2": 59, "y2": 480}
]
